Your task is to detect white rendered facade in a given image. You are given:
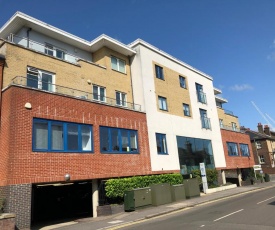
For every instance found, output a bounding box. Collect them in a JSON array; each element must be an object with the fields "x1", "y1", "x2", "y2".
[{"x1": 129, "y1": 40, "x2": 226, "y2": 172}]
